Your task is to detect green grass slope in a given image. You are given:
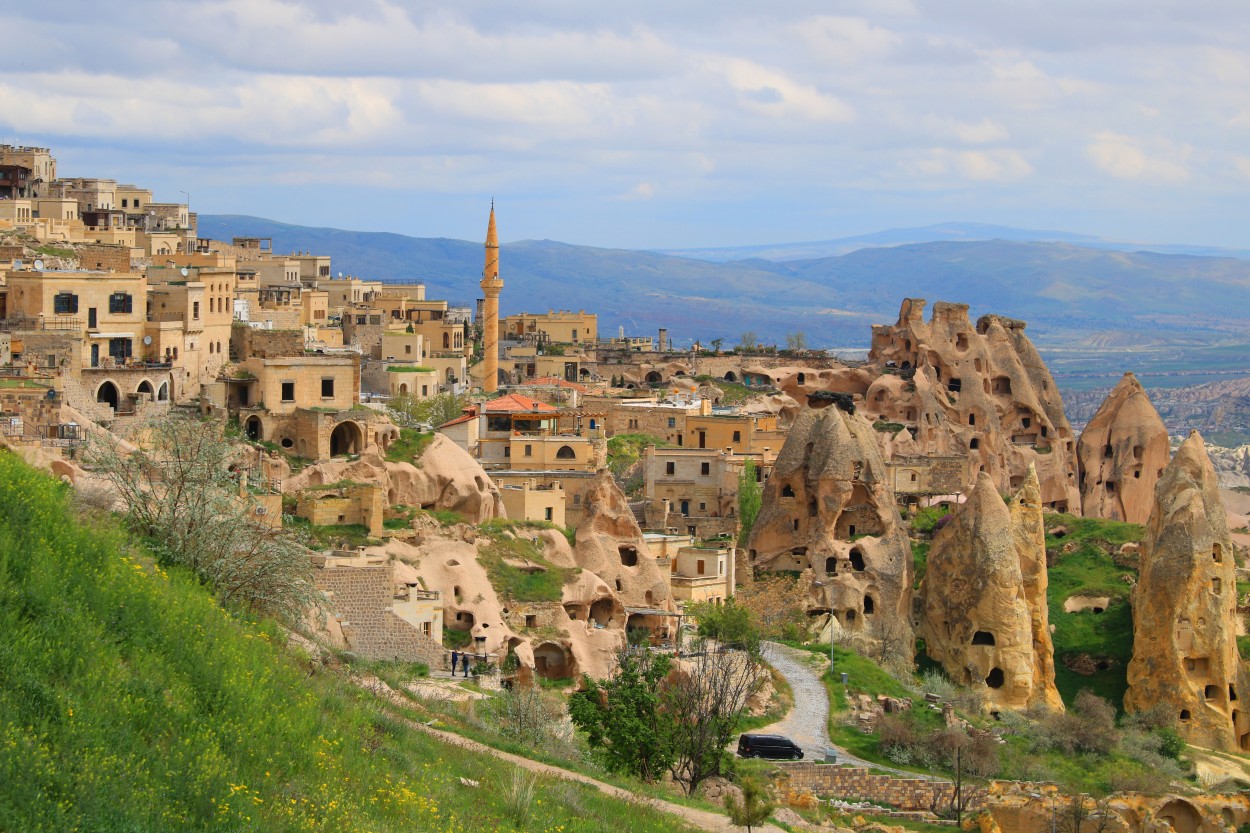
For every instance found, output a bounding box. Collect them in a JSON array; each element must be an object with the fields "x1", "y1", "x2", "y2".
[{"x1": 0, "y1": 455, "x2": 693, "y2": 833}]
